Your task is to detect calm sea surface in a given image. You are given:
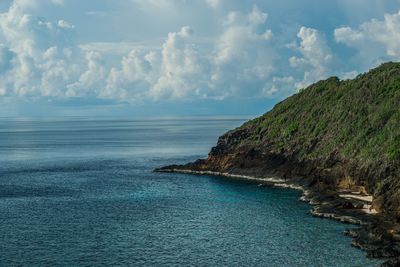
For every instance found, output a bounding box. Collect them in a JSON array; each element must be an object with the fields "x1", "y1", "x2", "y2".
[{"x1": 0, "y1": 118, "x2": 381, "y2": 266}]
